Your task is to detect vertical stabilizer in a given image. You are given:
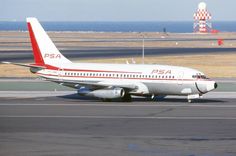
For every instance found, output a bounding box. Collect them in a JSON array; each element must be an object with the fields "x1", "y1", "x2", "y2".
[{"x1": 26, "y1": 17, "x2": 71, "y2": 66}]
